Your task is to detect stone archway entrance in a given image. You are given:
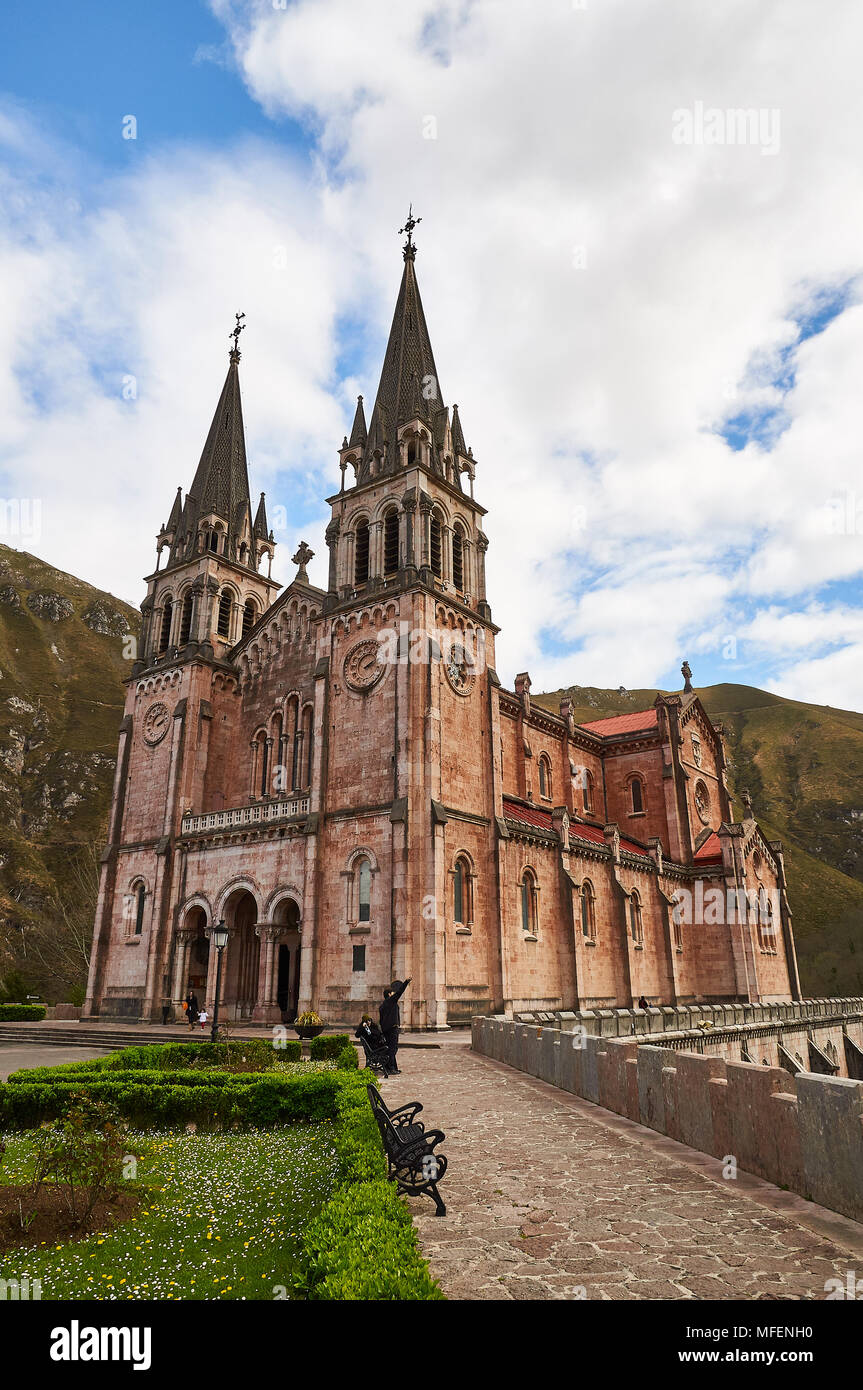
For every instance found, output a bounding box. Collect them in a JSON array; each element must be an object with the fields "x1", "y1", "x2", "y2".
[
  {"x1": 220, "y1": 889, "x2": 260, "y2": 1021},
  {"x1": 274, "y1": 898, "x2": 301, "y2": 1023},
  {"x1": 172, "y1": 906, "x2": 210, "y2": 1018},
  {"x1": 251, "y1": 897, "x2": 301, "y2": 1025}
]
